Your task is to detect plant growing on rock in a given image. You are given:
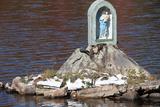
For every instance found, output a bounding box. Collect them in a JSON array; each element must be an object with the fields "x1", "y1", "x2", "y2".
[
  {"x1": 20, "y1": 76, "x2": 29, "y2": 84},
  {"x1": 127, "y1": 69, "x2": 147, "y2": 85},
  {"x1": 42, "y1": 69, "x2": 57, "y2": 79},
  {"x1": 59, "y1": 72, "x2": 85, "y2": 83},
  {"x1": 82, "y1": 81, "x2": 93, "y2": 88}
]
